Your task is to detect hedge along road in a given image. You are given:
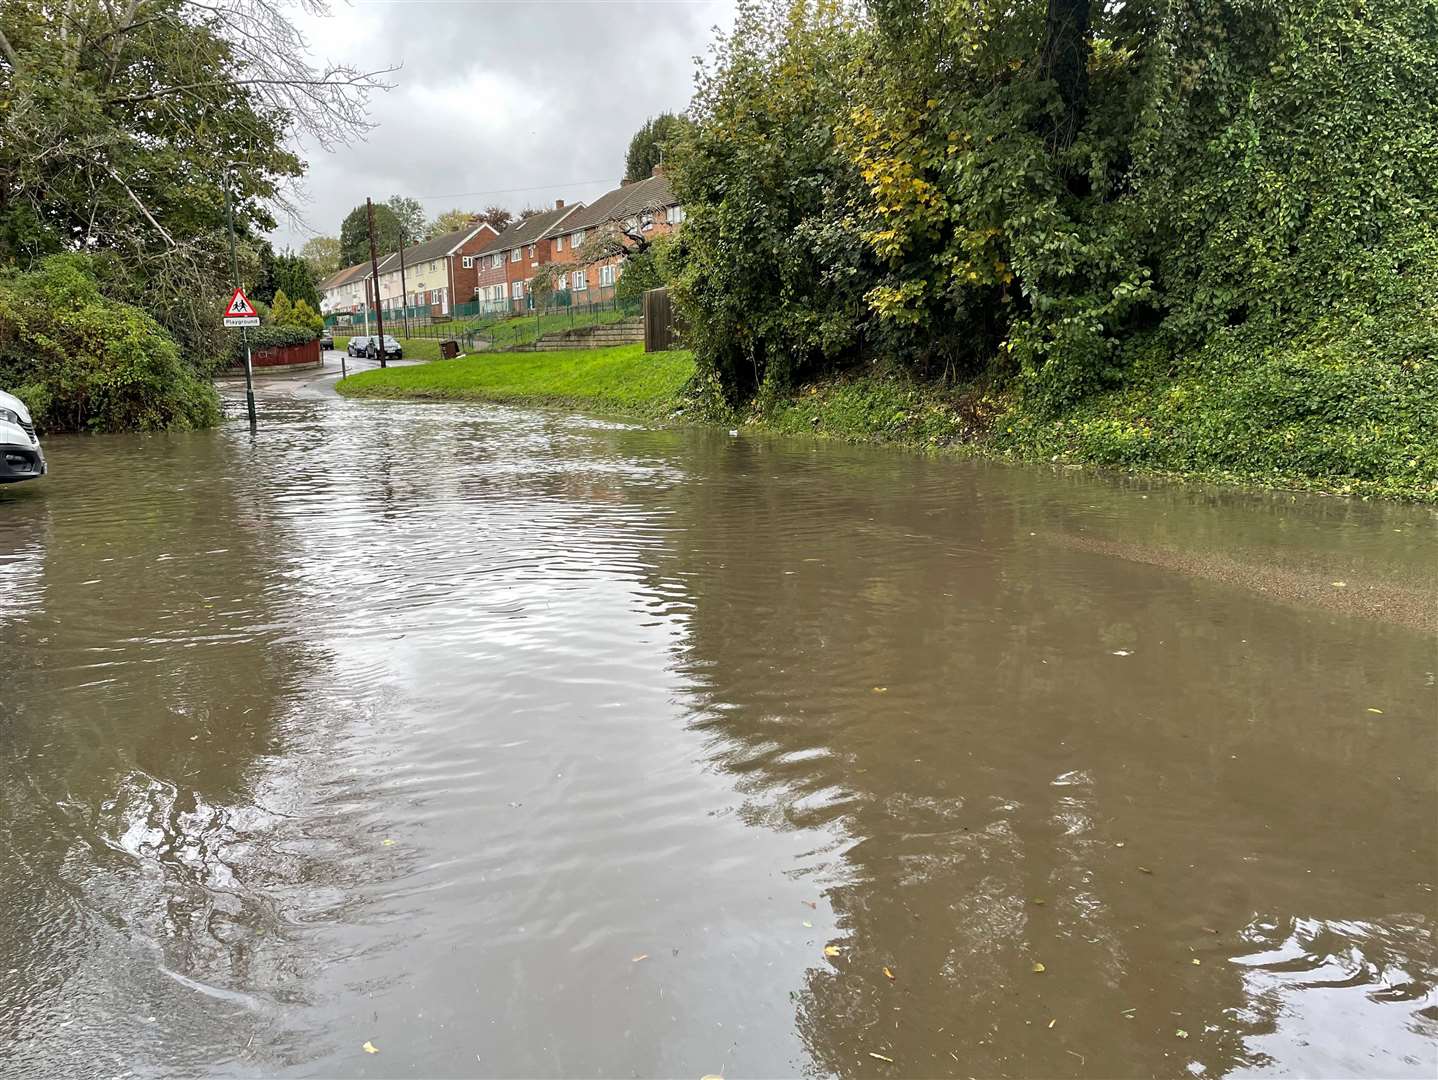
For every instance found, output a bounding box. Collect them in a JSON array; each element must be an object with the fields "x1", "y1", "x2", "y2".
[{"x1": 0, "y1": 387, "x2": 1434, "y2": 1078}]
